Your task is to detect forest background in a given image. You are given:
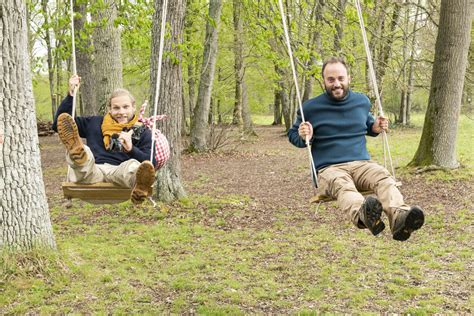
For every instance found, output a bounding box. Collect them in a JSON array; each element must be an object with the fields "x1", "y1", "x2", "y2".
[{"x1": 0, "y1": 0, "x2": 473, "y2": 313}]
